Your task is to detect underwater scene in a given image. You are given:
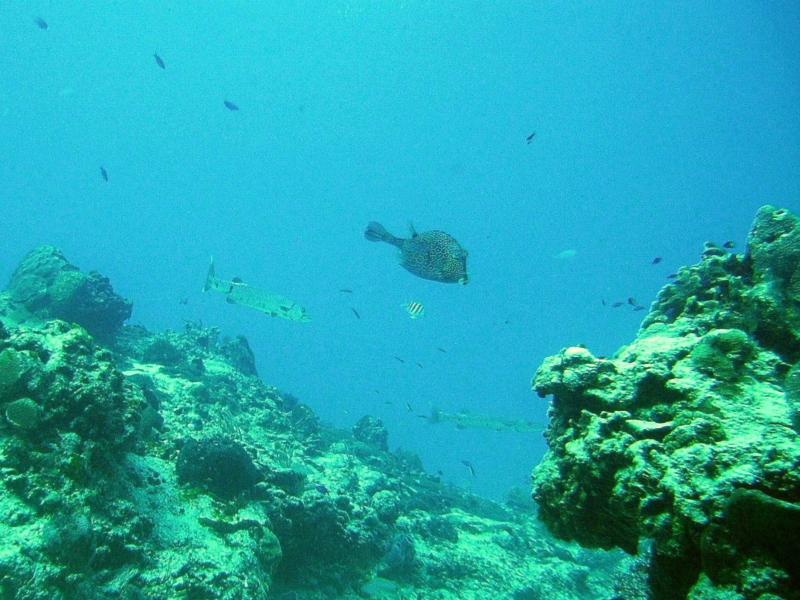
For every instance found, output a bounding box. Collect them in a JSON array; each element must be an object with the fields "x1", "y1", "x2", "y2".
[{"x1": 1, "y1": 4, "x2": 799, "y2": 600}]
